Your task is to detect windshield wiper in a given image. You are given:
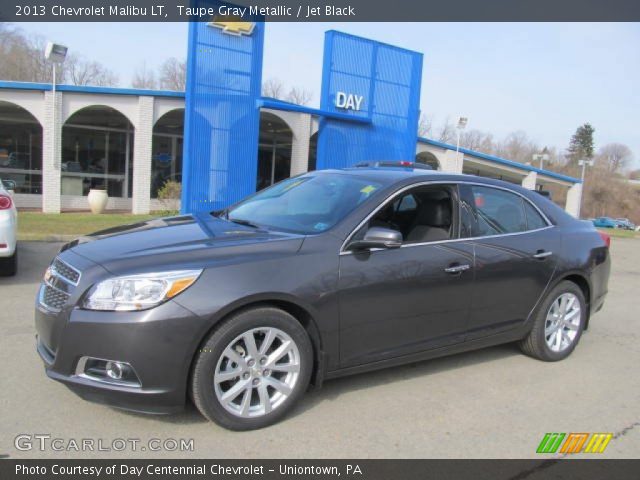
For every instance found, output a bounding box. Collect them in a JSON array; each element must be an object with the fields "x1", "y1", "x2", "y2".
[{"x1": 227, "y1": 217, "x2": 261, "y2": 229}]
